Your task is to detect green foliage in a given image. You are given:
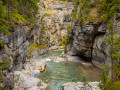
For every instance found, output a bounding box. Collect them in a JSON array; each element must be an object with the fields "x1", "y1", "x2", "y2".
[
  {"x1": 99, "y1": 64, "x2": 111, "y2": 89},
  {"x1": 0, "y1": 62, "x2": 11, "y2": 70},
  {"x1": 100, "y1": 23, "x2": 120, "y2": 89},
  {"x1": 59, "y1": 38, "x2": 67, "y2": 46},
  {"x1": 0, "y1": 40, "x2": 3, "y2": 47},
  {"x1": 41, "y1": 23, "x2": 46, "y2": 34},
  {"x1": 67, "y1": 24, "x2": 70, "y2": 37},
  {"x1": 0, "y1": 62, "x2": 11, "y2": 76},
  {"x1": 98, "y1": 0, "x2": 120, "y2": 22},
  {"x1": 59, "y1": 24, "x2": 70, "y2": 46},
  {"x1": 0, "y1": 1, "x2": 11, "y2": 34},
  {"x1": 72, "y1": 0, "x2": 92, "y2": 23},
  {"x1": 9, "y1": 7, "x2": 26, "y2": 24},
  {"x1": 72, "y1": 0, "x2": 120, "y2": 23},
  {"x1": 0, "y1": 0, "x2": 40, "y2": 34}
]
